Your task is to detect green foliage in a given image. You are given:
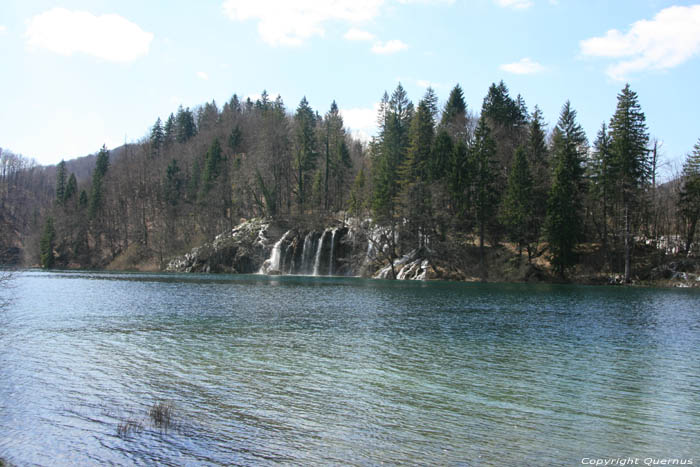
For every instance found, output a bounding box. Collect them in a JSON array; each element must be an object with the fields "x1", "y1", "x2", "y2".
[
  {"x1": 65, "y1": 173, "x2": 77, "y2": 202},
  {"x1": 176, "y1": 106, "x2": 197, "y2": 143},
  {"x1": 430, "y1": 129, "x2": 452, "y2": 182},
  {"x1": 40, "y1": 216, "x2": 56, "y2": 269},
  {"x1": 678, "y1": 139, "x2": 700, "y2": 252},
  {"x1": 609, "y1": 84, "x2": 650, "y2": 198},
  {"x1": 199, "y1": 139, "x2": 224, "y2": 198},
  {"x1": 545, "y1": 101, "x2": 587, "y2": 277},
  {"x1": 481, "y1": 81, "x2": 522, "y2": 129},
  {"x1": 150, "y1": 117, "x2": 165, "y2": 157},
  {"x1": 609, "y1": 84, "x2": 650, "y2": 281},
  {"x1": 163, "y1": 113, "x2": 176, "y2": 146},
  {"x1": 527, "y1": 106, "x2": 549, "y2": 231},
  {"x1": 55, "y1": 160, "x2": 66, "y2": 204},
  {"x1": 441, "y1": 84, "x2": 466, "y2": 126},
  {"x1": 89, "y1": 145, "x2": 109, "y2": 219},
  {"x1": 470, "y1": 117, "x2": 499, "y2": 248},
  {"x1": 79, "y1": 190, "x2": 88, "y2": 208},
  {"x1": 293, "y1": 97, "x2": 318, "y2": 213},
  {"x1": 500, "y1": 146, "x2": 535, "y2": 256},
  {"x1": 397, "y1": 97, "x2": 436, "y2": 244},
  {"x1": 372, "y1": 83, "x2": 413, "y2": 221},
  {"x1": 164, "y1": 159, "x2": 183, "y2": 206},
  {"x1": 228, "y1": 125, "x2": 242, "y2": 152}
]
